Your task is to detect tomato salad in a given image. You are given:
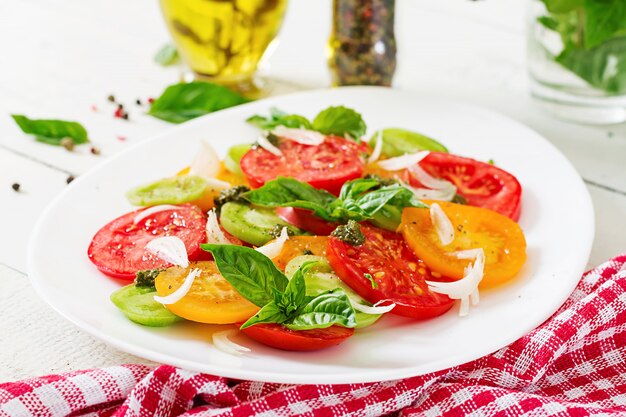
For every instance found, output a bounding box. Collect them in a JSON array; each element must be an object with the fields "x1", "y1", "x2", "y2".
[{"x1": 88, "y1": 106, "x2": 526, "y2": 352}]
